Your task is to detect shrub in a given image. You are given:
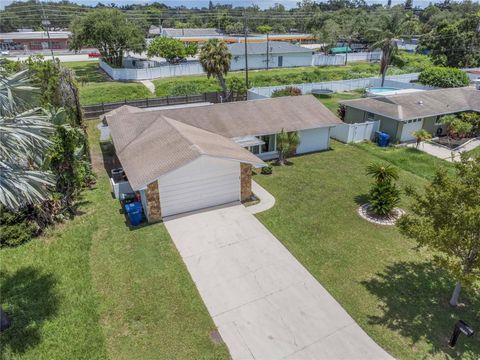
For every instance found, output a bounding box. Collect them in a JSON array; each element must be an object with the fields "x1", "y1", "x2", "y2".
[
  {"x1": 366, "y1": 162, "x2": 400, "y2": 216},
  {"x1": 0, "y1": 209, "x2": 37, "y2": 247},
  {"x1": 261, "y1": 165, "x2": 273, "y2": 175},
  {"x1": 169, "y1": 82, "x2": 200, "y2": 96},
  {"x1": 418, "y1": 67, "x2": 470, "y2": 88},
  {"x1": 271, "y1": 86, "x2": 302, "y2": 97}
]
